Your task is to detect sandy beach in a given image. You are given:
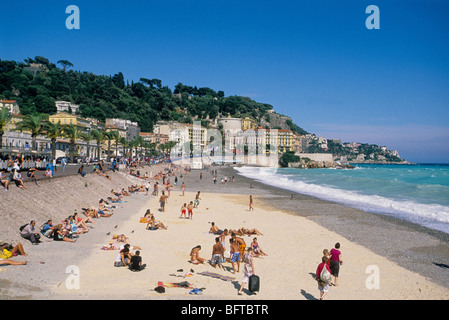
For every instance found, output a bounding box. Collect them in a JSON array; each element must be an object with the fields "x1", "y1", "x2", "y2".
[{"x1": 1, "y1": 163, "x2": 449, "y2": 301}]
